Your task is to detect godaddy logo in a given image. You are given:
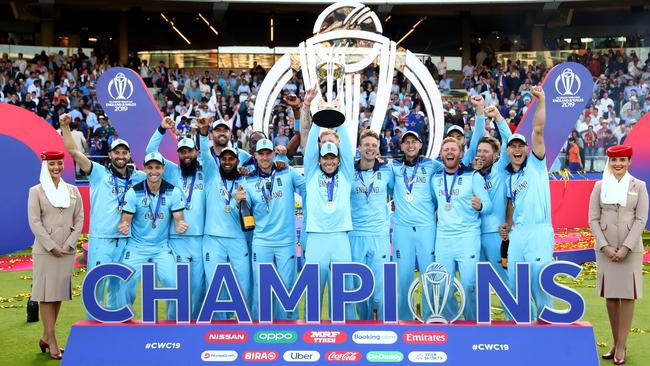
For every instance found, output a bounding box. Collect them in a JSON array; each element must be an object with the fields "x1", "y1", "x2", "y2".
[
  {"x1": 254, "y1": 330, "x2": 298, "y2": 344},
  {"x1": 366, "y1": 351, "x2": 404, "y2": 362}
]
